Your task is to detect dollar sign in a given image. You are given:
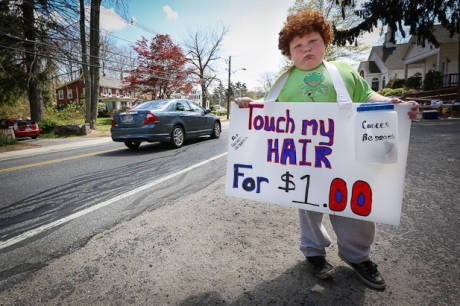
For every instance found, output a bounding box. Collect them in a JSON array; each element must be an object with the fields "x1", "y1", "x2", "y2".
[{"x1": 278, "y1": 171, "x2": 295, "y2": 192}]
